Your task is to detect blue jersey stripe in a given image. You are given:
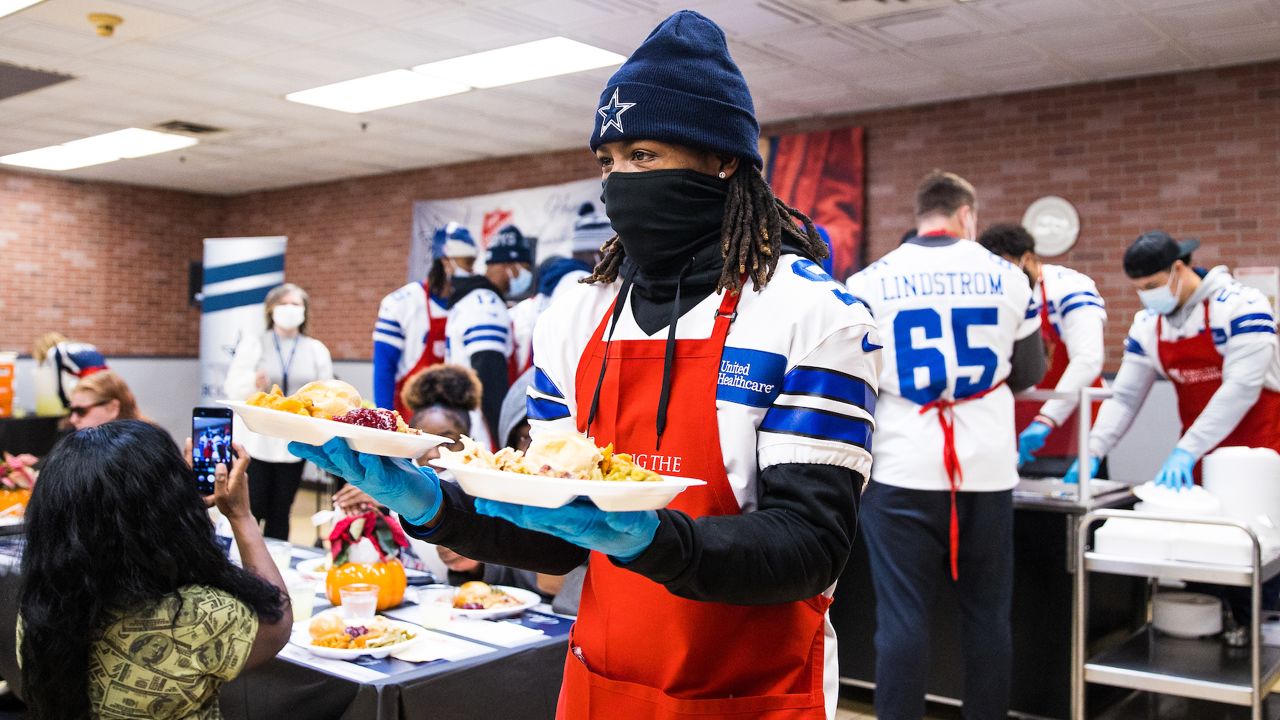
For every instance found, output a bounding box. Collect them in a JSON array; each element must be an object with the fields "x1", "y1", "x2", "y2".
[
  {"x1": 463, "y1": 333, "x2": 507, "y2": 346},
  {"x1": 781, "y1": 366, "x2": 876, "y2": 414},
  {"x1": 375, "y1": 324, "x2": 405, "y2": 339},
  {"x1": 464, "y1": 324, "x2": 509, "y2": 337},
  {"x1": 759, "y1": 406, "x2": 872, "y2": 449},
  {"x1": 1025, "y1": 305, "x2": 1038, "y2": 320},
  {"x1": 533, "y1": 367, "x2": 565, "y2": 399},
  {"x1": 1124, "y1": 336, "x2": 1145, "y2": 356},
  {"x1": 1060, "y1": 299, "x2": 1104, "y2": 317},
  {"x1": 1059, "y1": 290, "x2": 1100, "y2": 306},
  {"x1": 377, "y1": 316, "x2": 403, "y2": 330},
  {"x1": 1230, "y1": 312, "x2": 1276, "y2": 336},
  {"x1": 527, "y1": 396, "x2": 571, "y2": 422}
]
